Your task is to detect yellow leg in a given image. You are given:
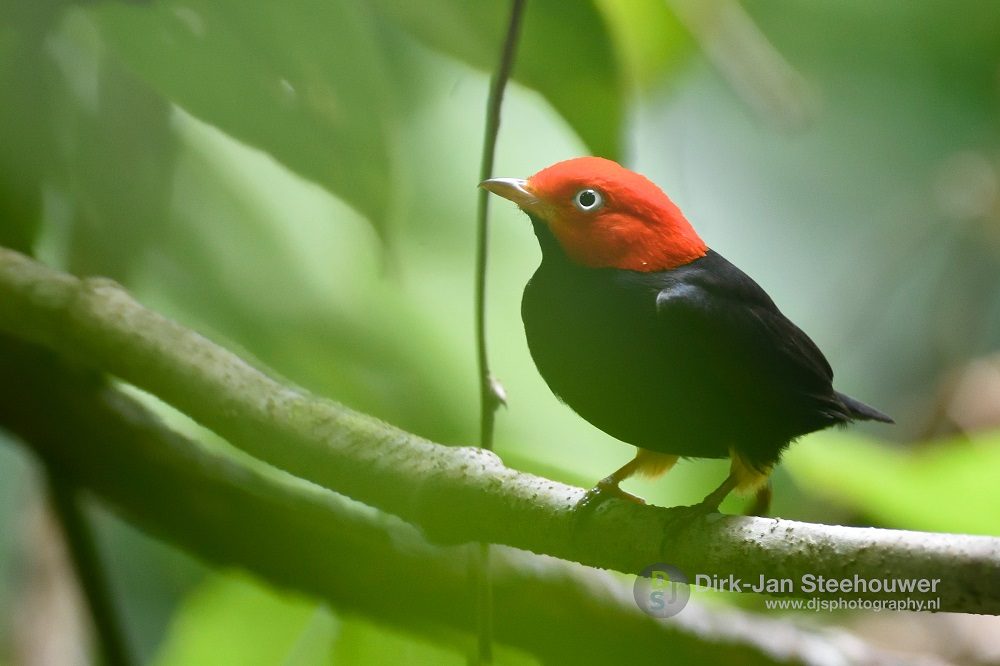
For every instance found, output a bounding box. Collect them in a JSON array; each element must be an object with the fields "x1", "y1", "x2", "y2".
[
  {"x1": 663, "y1": 450, "x2": 773, "y2": 530},
  {"x1": 633, "y1": 449, "x2": 679, "y2": 479},
  {"x1": 576, "y1": 449, "x2": 678, "y2": 512},
  {"x1": 728, "y1": 447, "x2": 772, "y2": 495},
  {"x1": 745, "y1": 481, "x2": 773, "y2": 516},
  {"x1": 697, "y1": 472, "x2": 739, "y2": 512}
]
